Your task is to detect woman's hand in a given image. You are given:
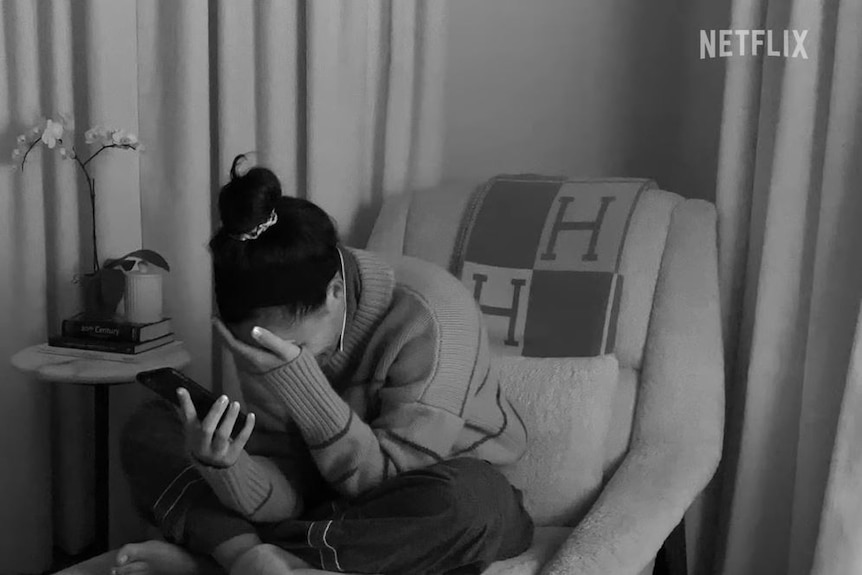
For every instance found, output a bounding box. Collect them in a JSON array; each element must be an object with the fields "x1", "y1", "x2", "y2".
[
  {"x1": 213, "y1": 318, "x2": 302, "y2": 374},
  {"x1": 178, "y1": 388, "x2": 255, "y2": 468}
]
